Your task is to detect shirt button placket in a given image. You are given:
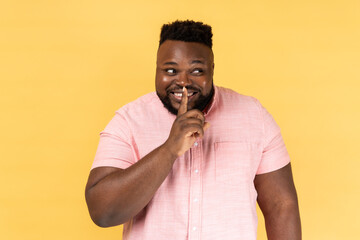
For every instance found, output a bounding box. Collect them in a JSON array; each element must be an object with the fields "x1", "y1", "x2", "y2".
[{"x1": 189, "y1": 141, "x2": 202, "y2": 240}]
